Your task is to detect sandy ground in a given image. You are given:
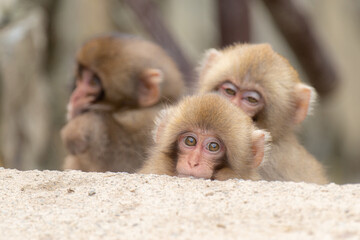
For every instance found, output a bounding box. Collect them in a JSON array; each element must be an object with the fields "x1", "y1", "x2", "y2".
[{"x1": 0, "y1": 168, "x2": 359, "y2": 240}]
